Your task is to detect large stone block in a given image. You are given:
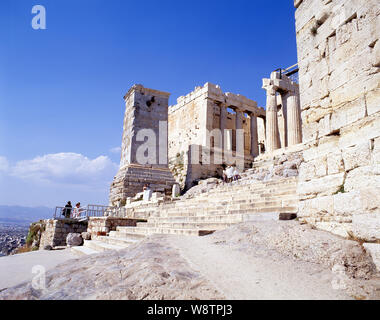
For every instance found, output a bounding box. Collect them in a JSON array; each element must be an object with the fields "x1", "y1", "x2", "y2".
[
  {"x1": 327, "y1": 152, "x2": 344, "y2": 175},
  {"x1": 298, "y1": 196, "x2": 334, "y2": 218},
  {"x1": 352, "y1": 213, "x2": 380, "y2": 241},
  {"x1": 344, "y1": 165, "x2": 380, "y2": 192},
  {"x1": 333, "y1": 191, "x2": 363, "y2": 216},
  {"x1": 363, "y1": 243, "x2": 380, "y2": 272},
  {"x1": 342, "y1": 142, "x2": 371, "y2": 172},
  {"x1": 298, "y1": 172, "x2": 345, "y2": 198}
]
